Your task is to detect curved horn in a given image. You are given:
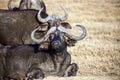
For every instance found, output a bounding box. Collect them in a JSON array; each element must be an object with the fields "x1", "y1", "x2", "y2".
[
  {"x1": 59, "y1": 7, "x2": 68, "y2": 21},
  {"x1": 31, "y1": 26, "x2": 45, "y2": 43},
  {"x1": 40, "y1": 0, "x2": 46, "y2": 13},
  {"x1": 58, "y1": 25, "x2": 87, "y2": 41},
  {"x1": 37, "y1": 8, "x2": 51, "y2": 23},
  {"x1": 31, "y1": 26, "x2": 57, "y2": 43}
]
